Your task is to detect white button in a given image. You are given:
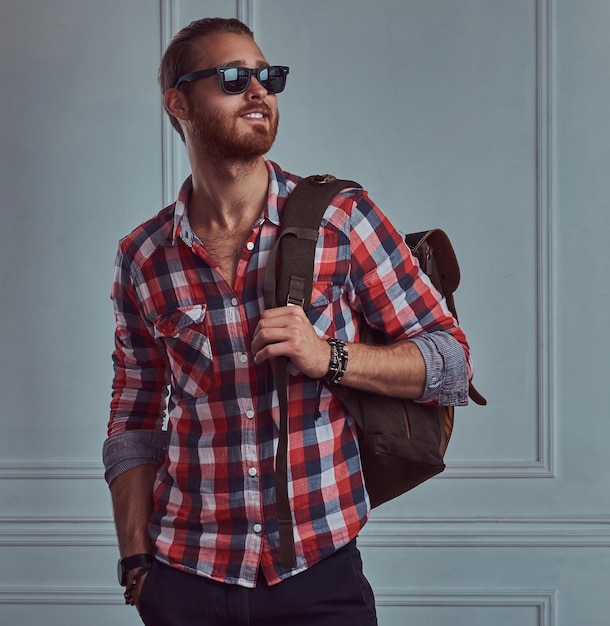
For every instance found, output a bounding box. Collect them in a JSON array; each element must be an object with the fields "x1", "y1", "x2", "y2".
[
  {"x1": 239, "y1": 353, "x2": 248, "y2": 363},
  {"x1": 253, "y1": 523, "x2": 262, "y2": 533},
  {"x1": 246, "y1": 241, "x2": 255, "y2": 251},
  {"x1": 248, "y1": 467, "x2": 257, "y2": 477},
  {"x1": 231, "y1": 297, "x2": 238, "y2": 306},
  {"x1": 246, "y1": 410, "x2": 255, "y2": 419}
]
